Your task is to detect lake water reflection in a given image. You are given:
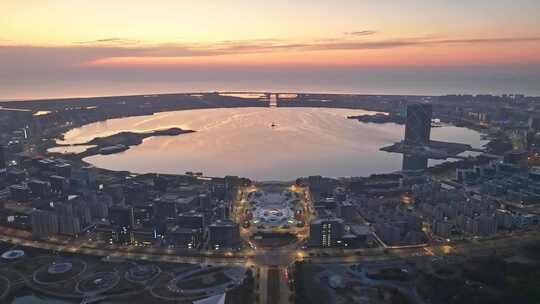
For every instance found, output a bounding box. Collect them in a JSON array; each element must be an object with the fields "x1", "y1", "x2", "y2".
[{"x1": 58, "y1": 107, "x2": 487, "y2": 181}]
